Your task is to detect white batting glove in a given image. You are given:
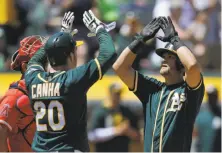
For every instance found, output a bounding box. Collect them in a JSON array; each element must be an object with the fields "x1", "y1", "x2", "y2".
[
  {"x1": 61, "y1": 11, "x2": 78, "y2": 35},
  {"x1": 83, "y1": 10, "x2": 116, "y2": 37}
]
